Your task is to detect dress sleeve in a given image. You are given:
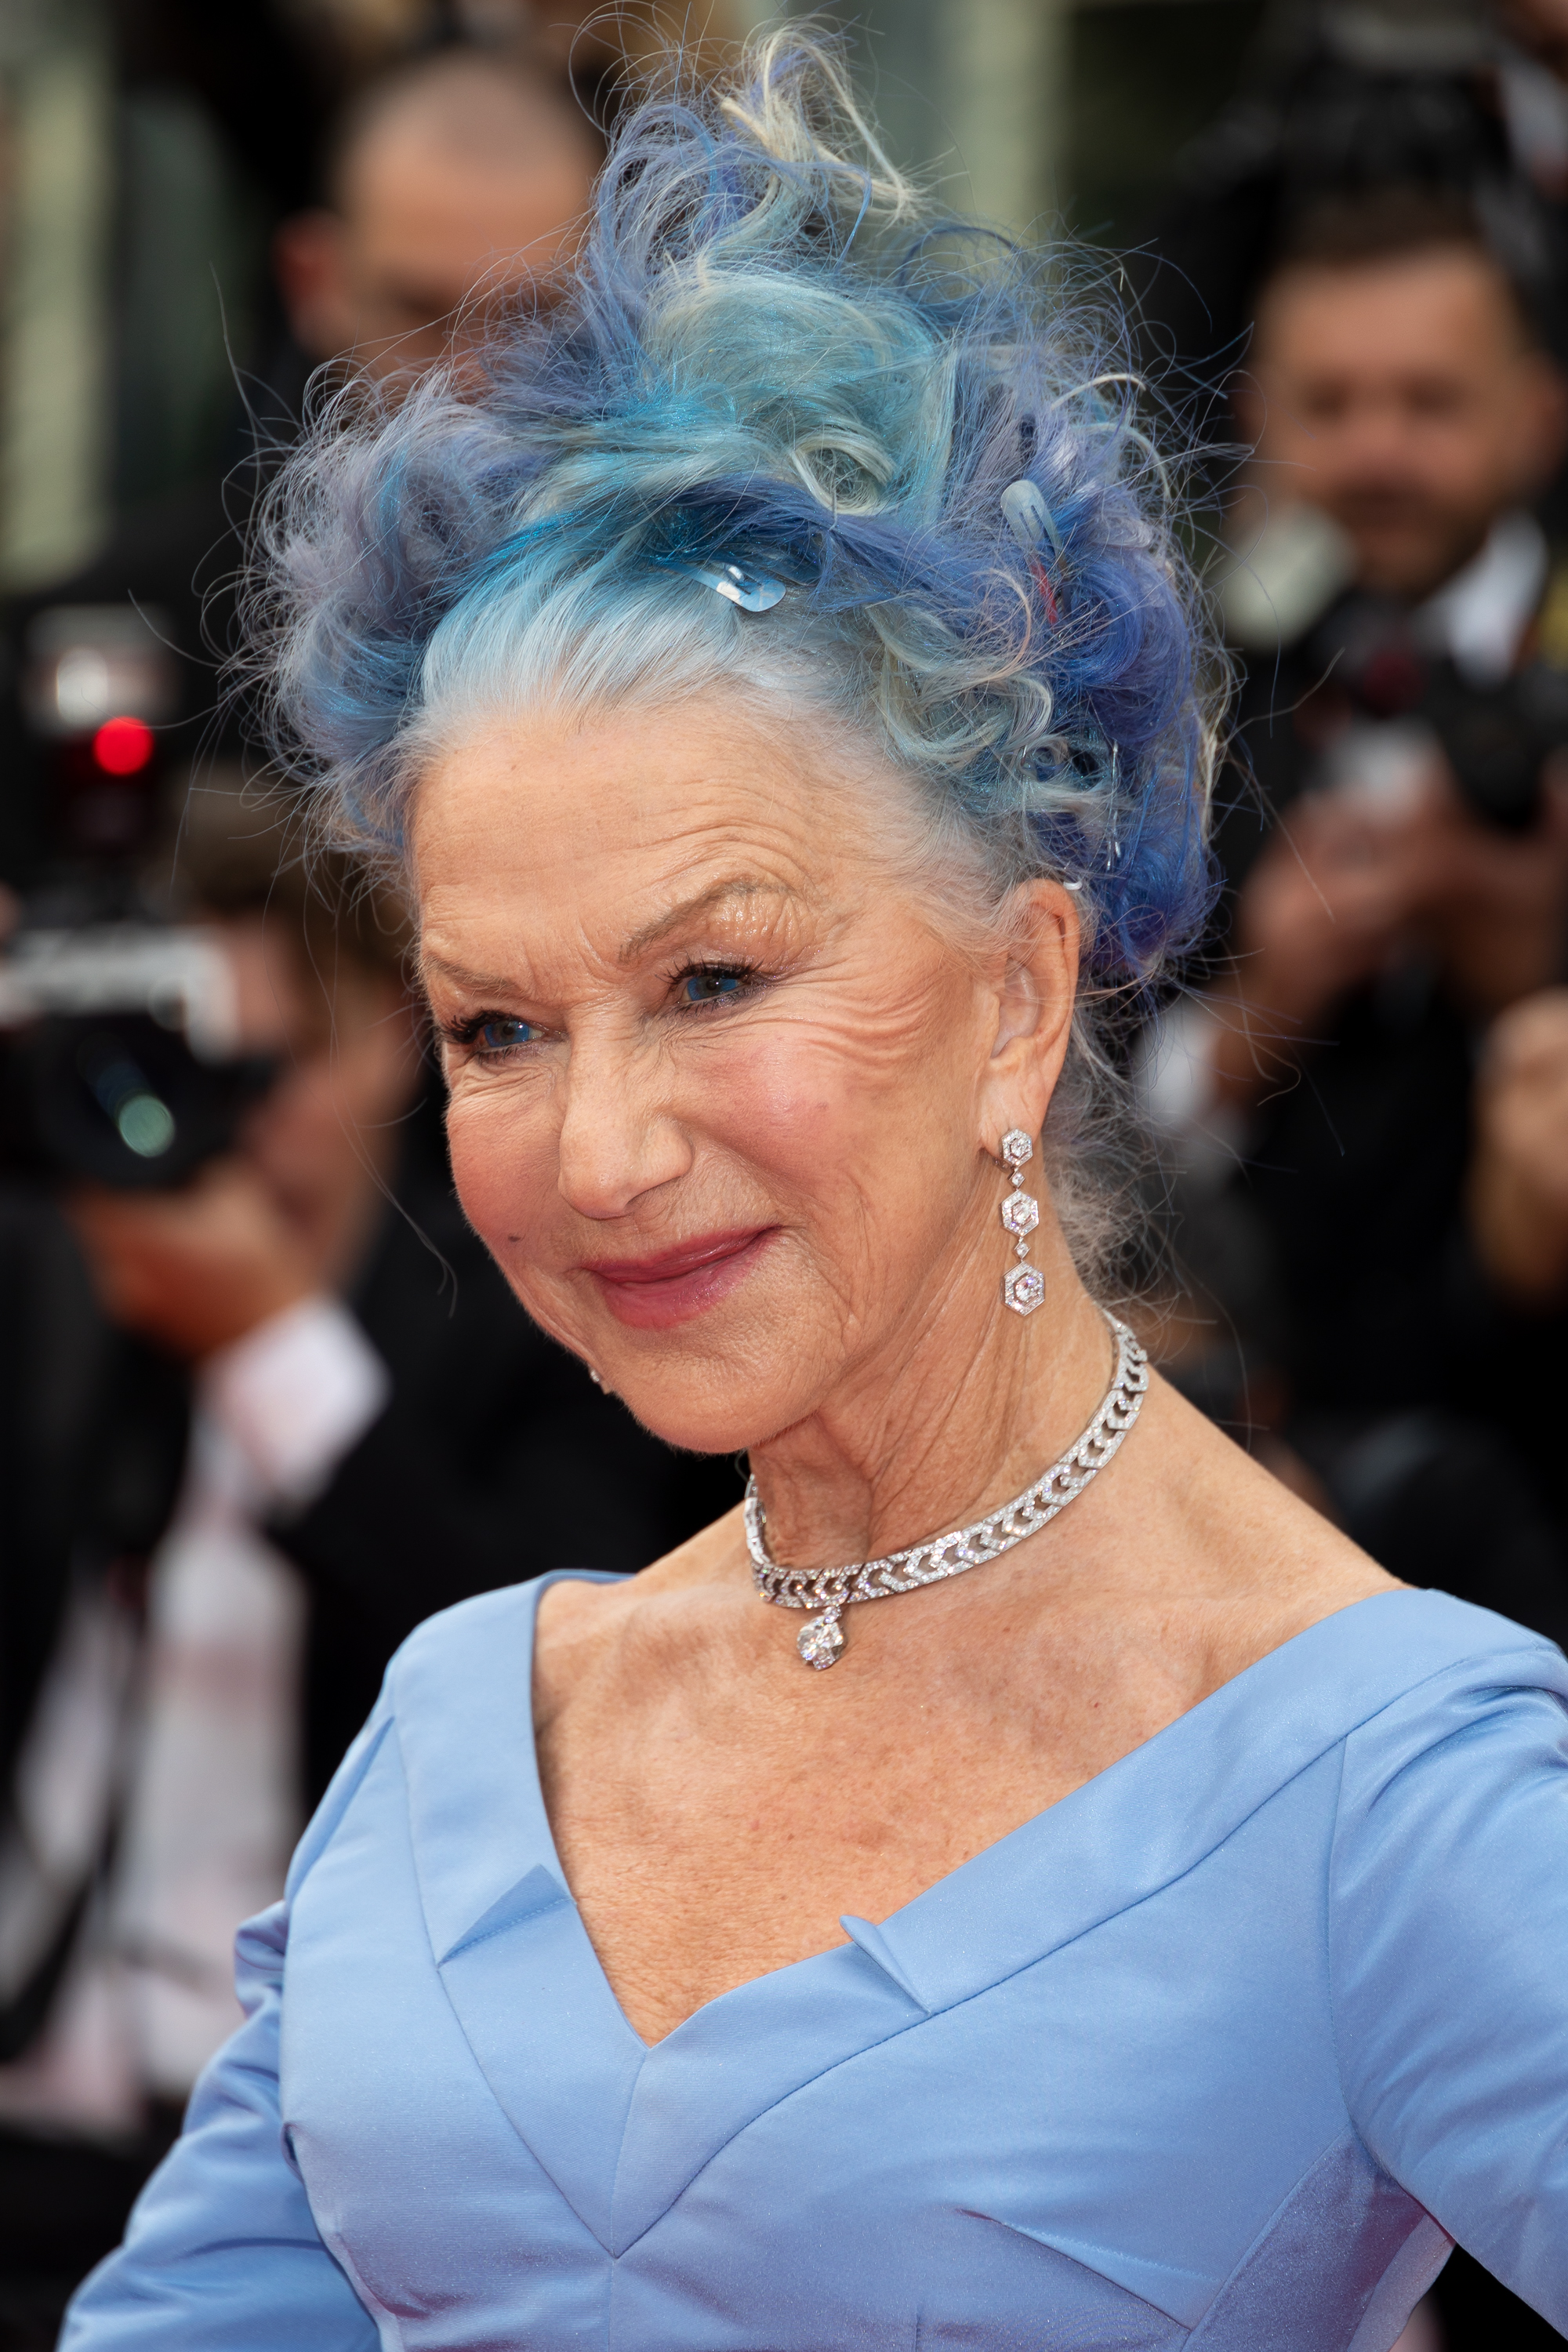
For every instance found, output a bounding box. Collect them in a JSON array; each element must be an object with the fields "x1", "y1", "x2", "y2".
[
  {"x1": 1330, "y1": 1646, "x2": 1568, "y2": 2328},
  {"x1": 59, "y1": 1709, "x2": 392, "y2": 2350}
]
